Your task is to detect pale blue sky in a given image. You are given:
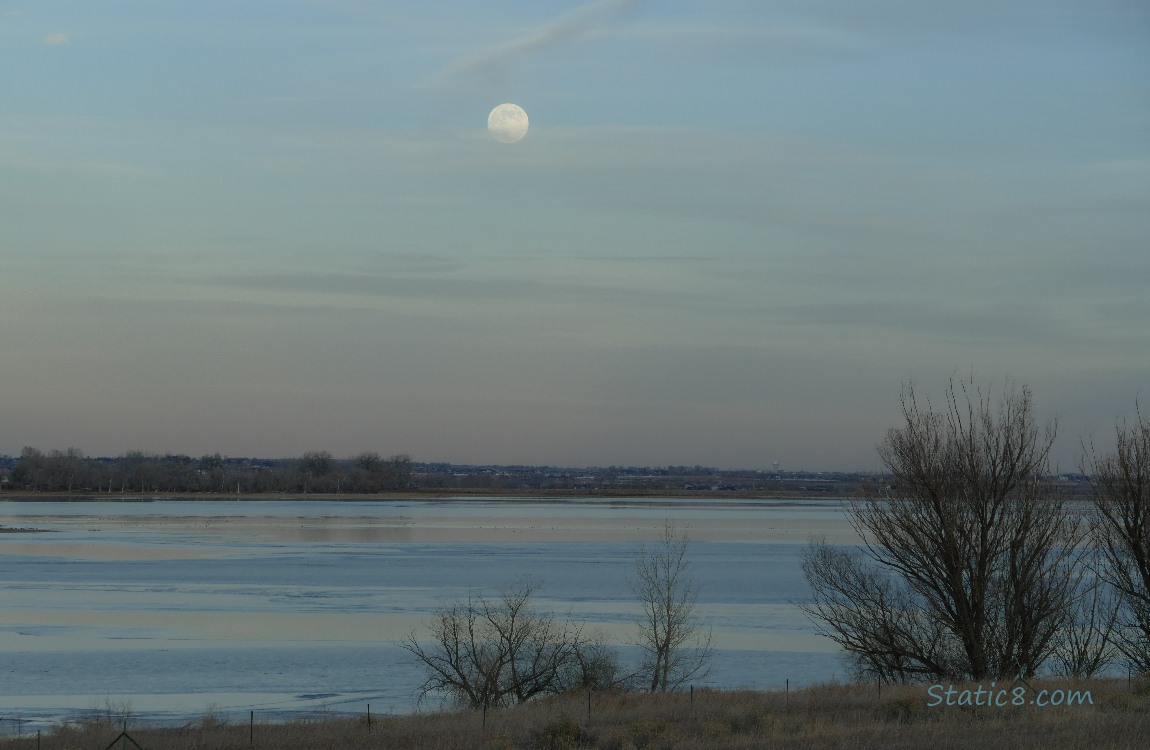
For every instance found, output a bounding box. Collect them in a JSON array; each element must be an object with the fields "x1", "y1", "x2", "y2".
[{"x1": 1, "y1": 0, "x2": 1147, "y2": 469}]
